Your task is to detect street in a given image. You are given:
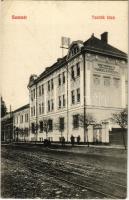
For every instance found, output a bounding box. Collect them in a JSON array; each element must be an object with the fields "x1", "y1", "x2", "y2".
[{"x1": 1, "y1": 144, "x2": 127, "y2": 199}]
